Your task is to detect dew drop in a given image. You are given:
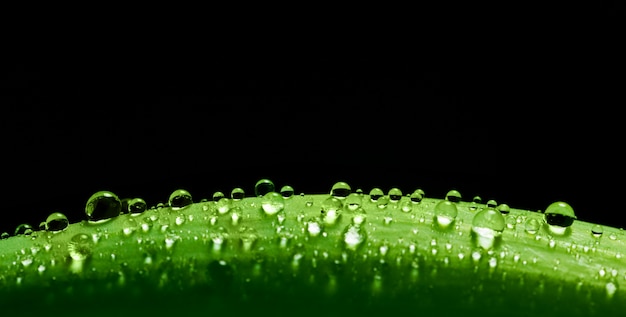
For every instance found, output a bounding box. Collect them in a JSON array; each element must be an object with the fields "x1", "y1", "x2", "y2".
[
  {"x1": 369, "y1": 188, "x2": 384, "y2": 202},
  {"x1": 212, "y1": 191, "x2": 225, "y2": 201},
  {"x1": 400, "y1": 199, "x2": 413, "y2": 213},
  {"x1": 410, "y1": 189, "x2": 425, "y2": 203},
  {"x1": 524, "y1": 218, "x2": 541, "y2": 234},
  {"x1": 128, "y1": 198, "x2": 147, "y2": 214},
  {"x1": 496, "y1": 204, "x2": 510, "y2": 214},
  {"x1": 321, "y1": 197, "x2": 343, "y2": 225},
  {"x1": 445, "y1": 190, "x2": 462, "y2": 203},
  {"x1": 376, "y1": 196, "x2": 390, "y2": 209},
  {"x1": 45, "y1": 212, "x2": 69, "y2": 232},
  {"x1": 605, "y1": 282, "x2": 617, "y2": 299},
  {"x1": 330, "y1": 181, "x2": 351, "y2": 199},
  {"x1": 342, "y1": 224, "x2": 366, "y2": 251},
  {"x1": 239, "y1": 227, "x2": 258, "y2": 252},
  {"x1": 433, "y1": 200, "x2": 458, "y2": 229},
  {"x1": 306, "y1": 219, "x2": 323, "y2": 237},
  {"x1": 216, "y1": 197, "x2": 233, "y2": 214},
  {"x1": 486, "y1": 199, "x2": 497, "y2": 209},
  {"x1": 279, "y1": 185, "x2": 295, "y2": 198},
  {"x1": 472, "y1": 196, "x2": 482, "y2": 203},
  {"x1": 591, "y1": 224, "x2": 604, "y2": 238},
  {"x1": 254, "y1": 179, "x2": 275, "y2": 197},
  {"x1": 230, "y1": 188, "x2": 245, "y2": 200},
  {"x1": 261, "y1": 192, "x2": 285, "y2": 216},
  {"x1": 0, "y1": 232, "x2": 9, "y2": 239},
  {"x1": 168, "y1": 189, "x2": 193, "y2": 208},
  {"x1": 345, "y1": 193, "x2": 363, "y2": 211},
  {"x1": 388, "y1": 188, "x2": 403, "y2": 201},
  {"x1": 14, "y1": 223, "x2": 34, "y2": 236},
  {"x1": 544, "y1": 201, "x2": 576, "y2": 234},
  {"x1": 85, "y1": 191, "x2": 122, "y2": 222},
  {"x1": 68, "y1": 233, "x2": 94, "y2": 261}
]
